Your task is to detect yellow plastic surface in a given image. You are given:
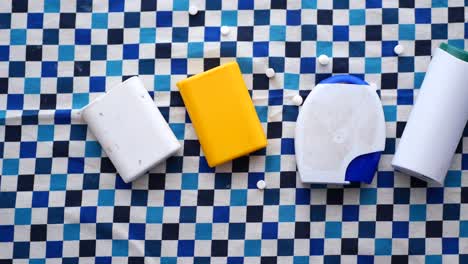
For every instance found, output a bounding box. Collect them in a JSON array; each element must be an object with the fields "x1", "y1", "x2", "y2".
[{"x1": 177, "y1": 62, "x2": 267, "y2": 167}]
